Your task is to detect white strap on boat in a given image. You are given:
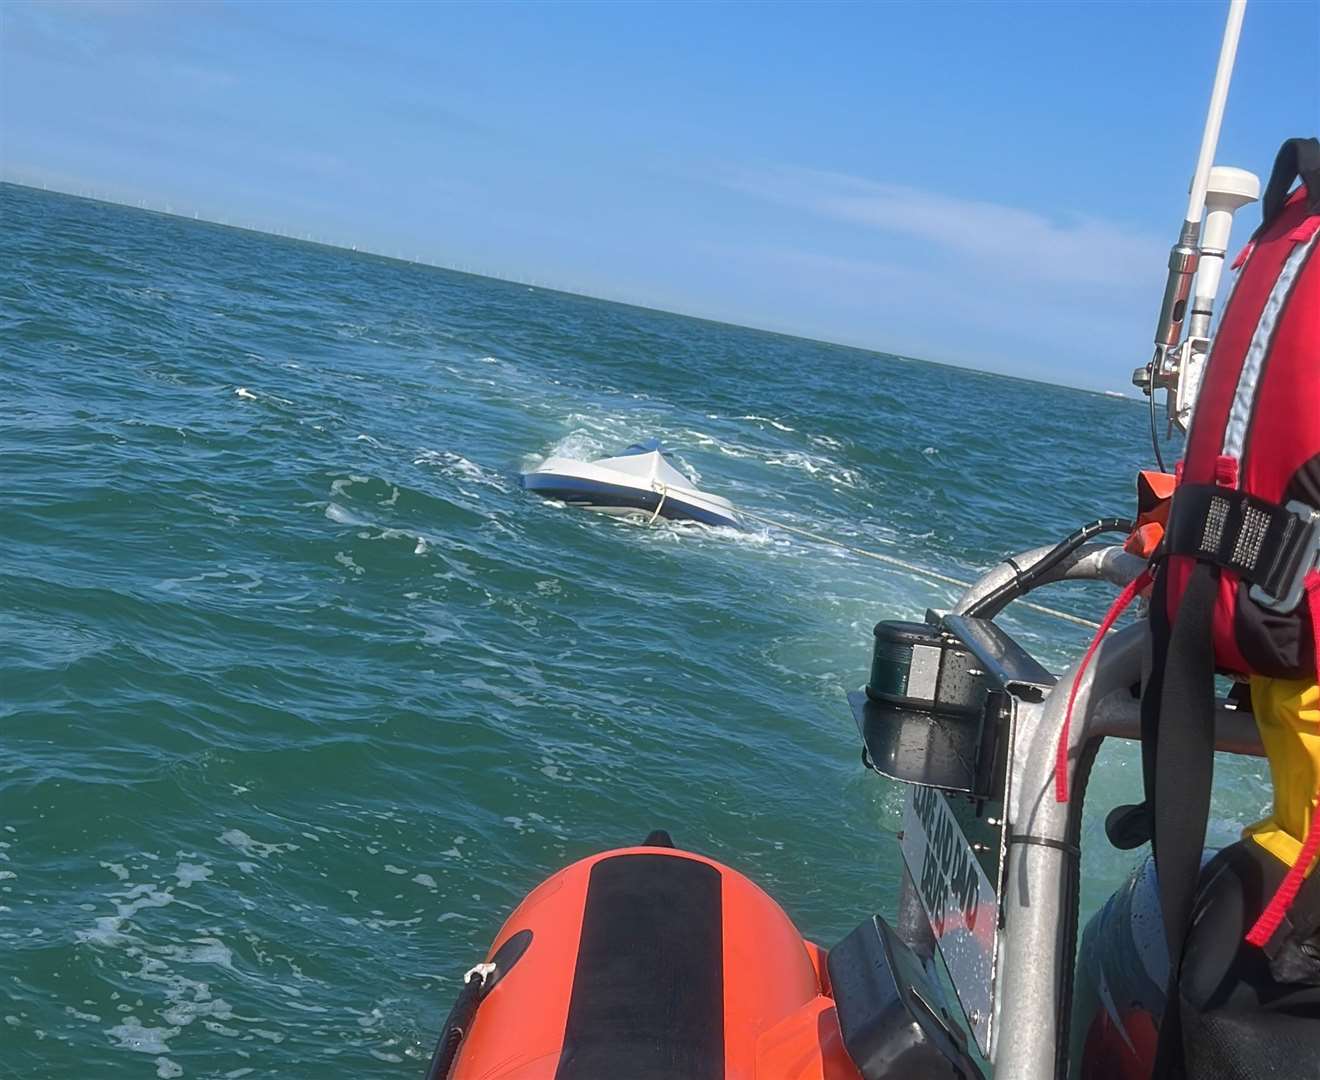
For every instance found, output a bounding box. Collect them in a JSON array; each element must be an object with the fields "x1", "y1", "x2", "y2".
[
  {"x1": 647, "y1": 483, "x2": 668, "y2": 526},
  {"x1": 736, "y1": 507, "x2": 1101, "y2": 631},
  {"x1": 464, "y1": 962, "x2": 496, "y2": 986}
]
